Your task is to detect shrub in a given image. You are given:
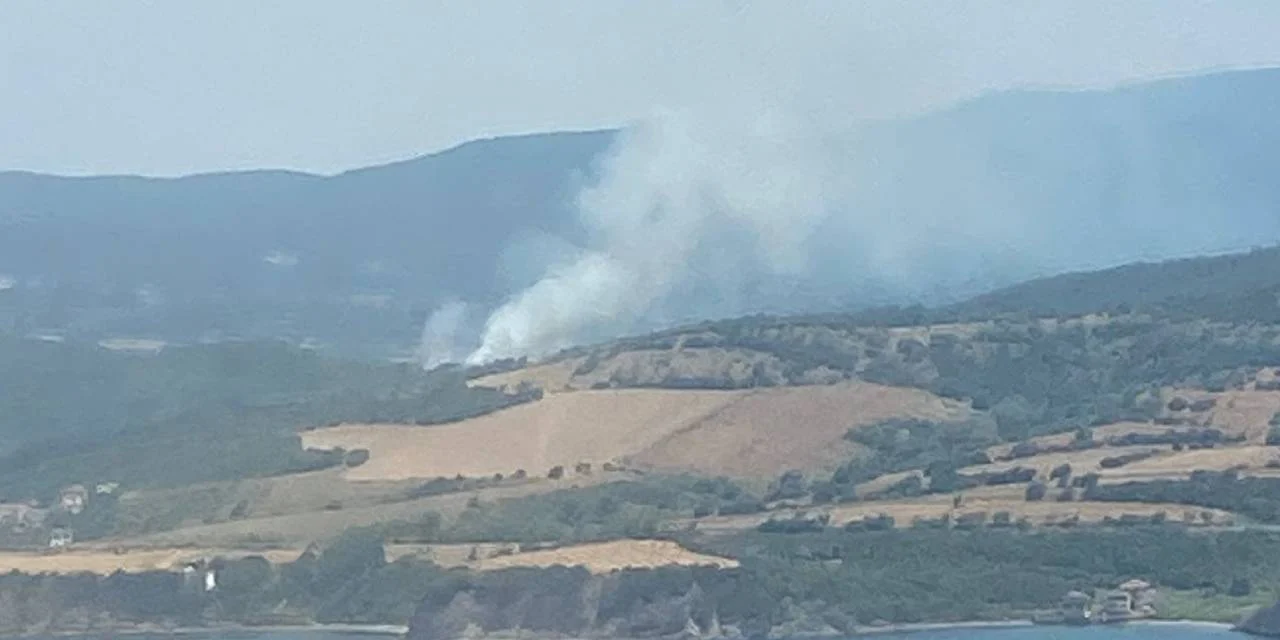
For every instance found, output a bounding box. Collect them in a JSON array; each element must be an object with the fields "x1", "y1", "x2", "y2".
[
  {"x1": 766, "y1": 470, "x2": 809, "y2": 502},
  {"x1": 344, "y1": 449, "x2": 371, "y2": 467},
  {"x1": 844, "y1": 514, "x2": 895, "y2": 533},
  {"x1": 1025, "y1": 482, "x2": 1048, "y2": 502},
  {"x1": 1267, "y1": 424, "x2": 1280, "y2": 446}
]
